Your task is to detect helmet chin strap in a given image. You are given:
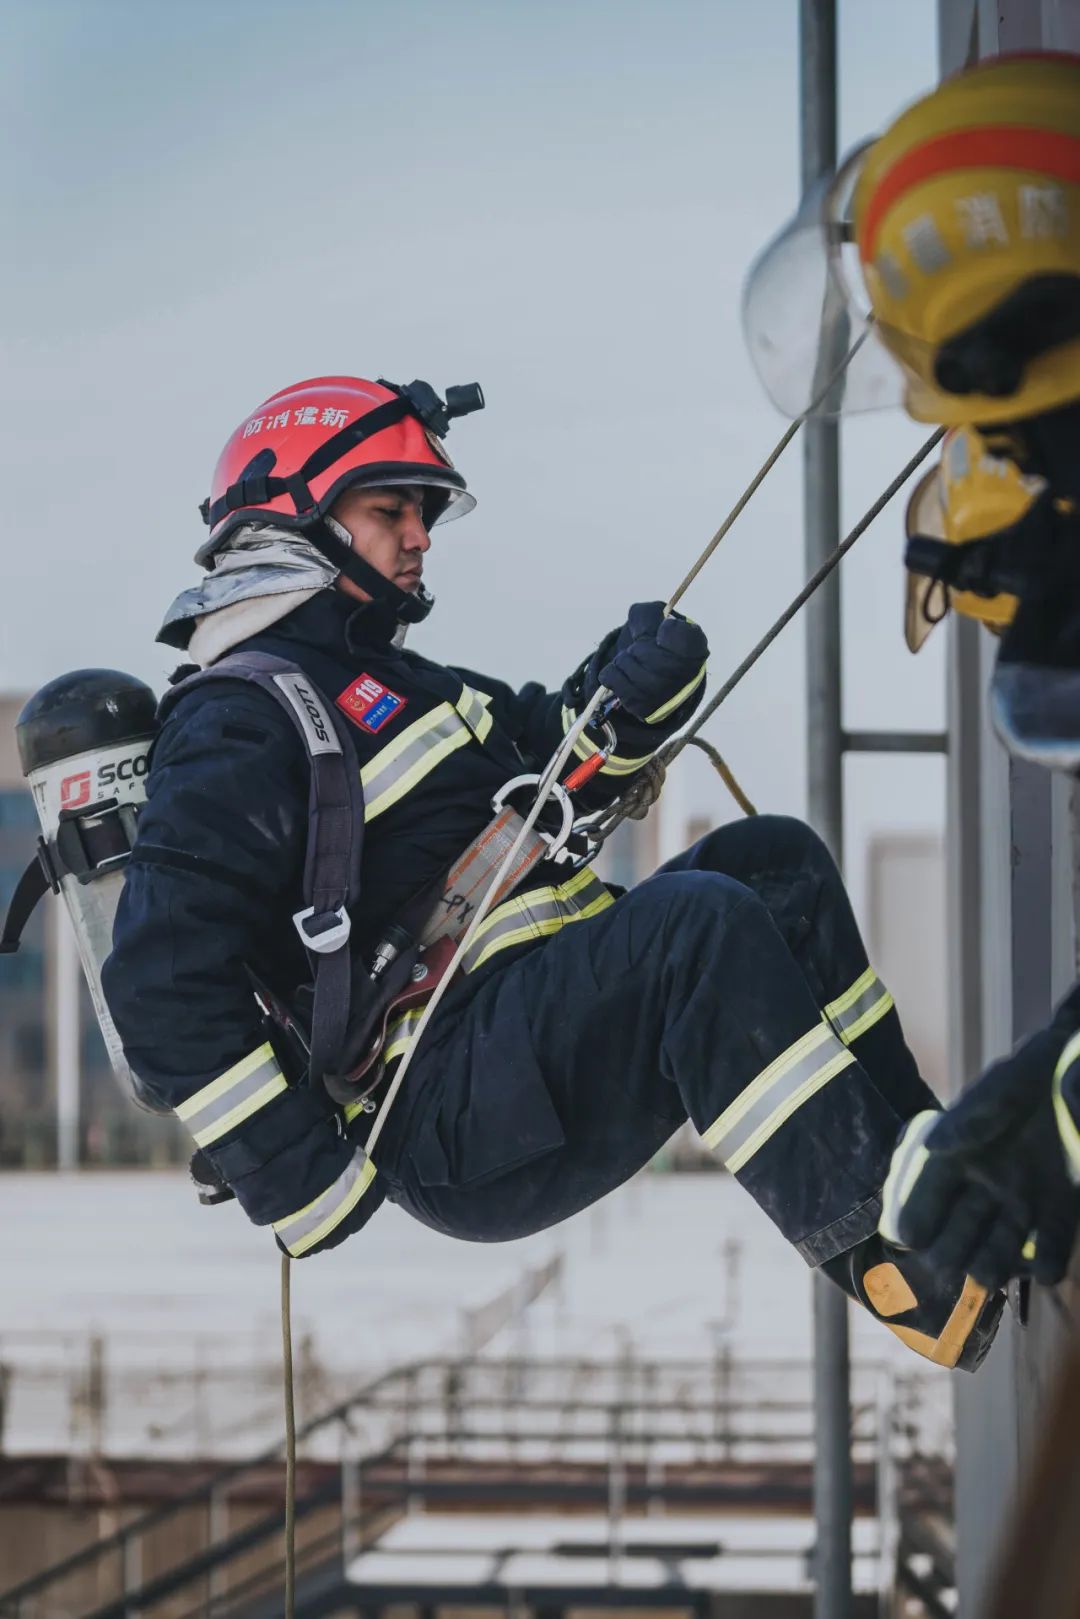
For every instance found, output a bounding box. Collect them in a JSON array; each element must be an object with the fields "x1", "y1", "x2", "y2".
[{"x1": 303, "y1": 514, "x2": 434, "y2": 626}]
